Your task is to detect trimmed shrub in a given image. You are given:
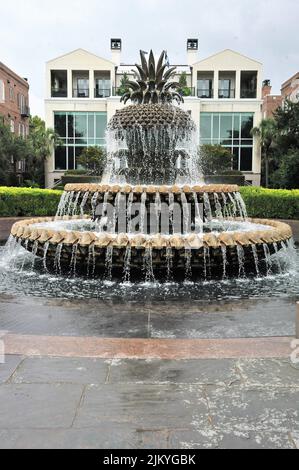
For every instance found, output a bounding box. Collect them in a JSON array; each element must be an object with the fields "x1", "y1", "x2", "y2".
[
  {"x1": 0, "y1": 187, "x2": 62, "y2": 217},
  {"x1": 240, "y1": 186, "x2": 299, "y2": 220},
  {"x1": 0, "y1": 186, "x2": 298, "y2": 220}
]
